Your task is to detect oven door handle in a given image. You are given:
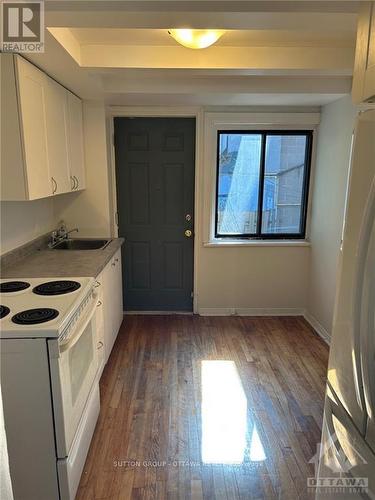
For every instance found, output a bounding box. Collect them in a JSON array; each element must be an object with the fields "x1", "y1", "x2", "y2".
[{"x1": 59, "y1": 297, "x2": 98, "y2": 353}]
